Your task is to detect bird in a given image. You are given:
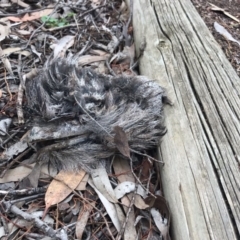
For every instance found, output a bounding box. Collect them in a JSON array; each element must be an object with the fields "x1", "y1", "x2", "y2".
[{"x1": 24, "y1": 58, "x2": 167, "y2": 172}]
